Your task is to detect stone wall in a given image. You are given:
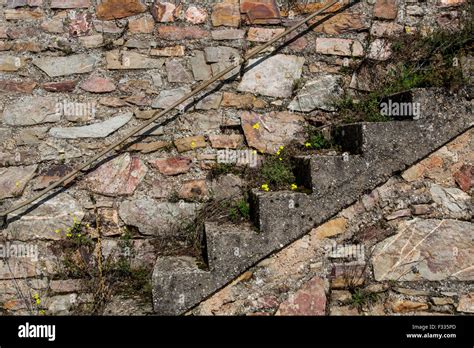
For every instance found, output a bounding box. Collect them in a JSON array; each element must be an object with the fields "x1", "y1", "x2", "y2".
[{"x1": 0, "y1": 0, "x2": 470, "y2": 314}]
